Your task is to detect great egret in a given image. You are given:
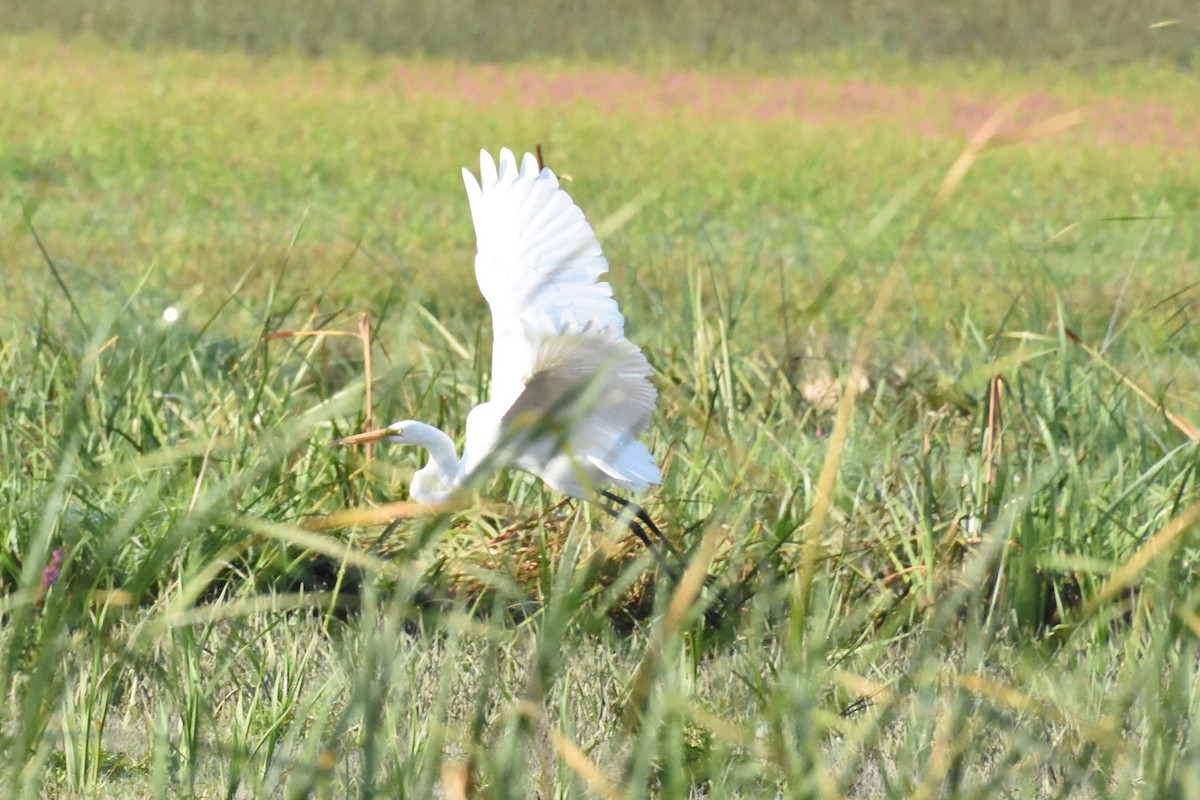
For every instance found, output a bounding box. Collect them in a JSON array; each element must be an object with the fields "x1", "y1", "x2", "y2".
[{"x1": 338, "y1": 148, "x2": 680, "y2": 566}]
